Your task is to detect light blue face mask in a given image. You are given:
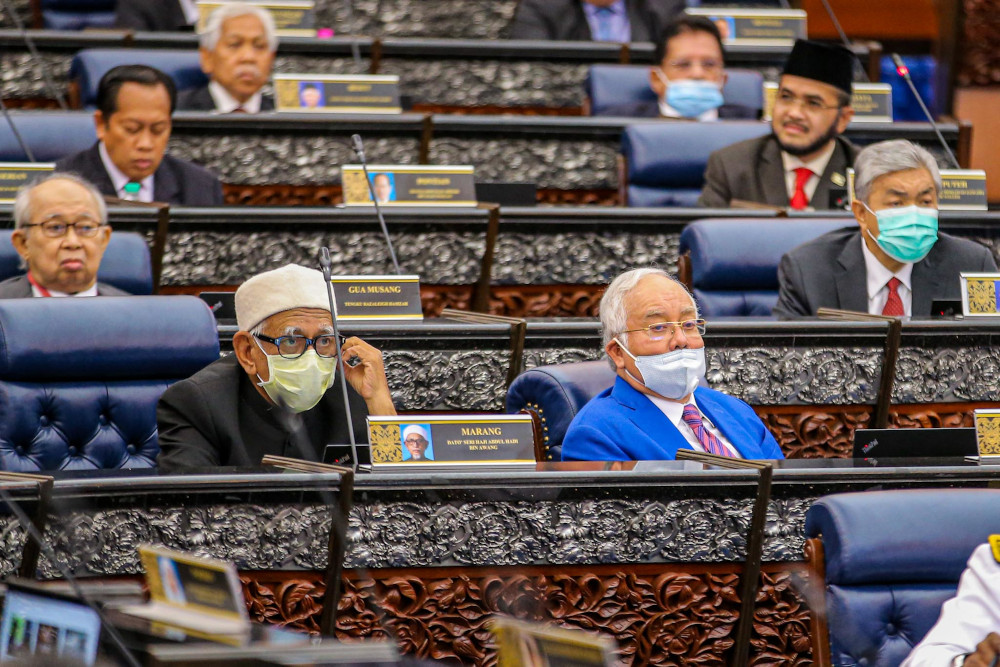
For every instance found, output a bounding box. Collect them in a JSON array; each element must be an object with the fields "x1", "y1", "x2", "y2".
[
  {"x1": 655, "y1": 70, "x2": 724, "y2": 119},
  {"x1": 863, "y1": 203, "x2": 939, "y2": 264},
  {"x1": 616, "y1": 338, "x2": 705, "y2": 400}
]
